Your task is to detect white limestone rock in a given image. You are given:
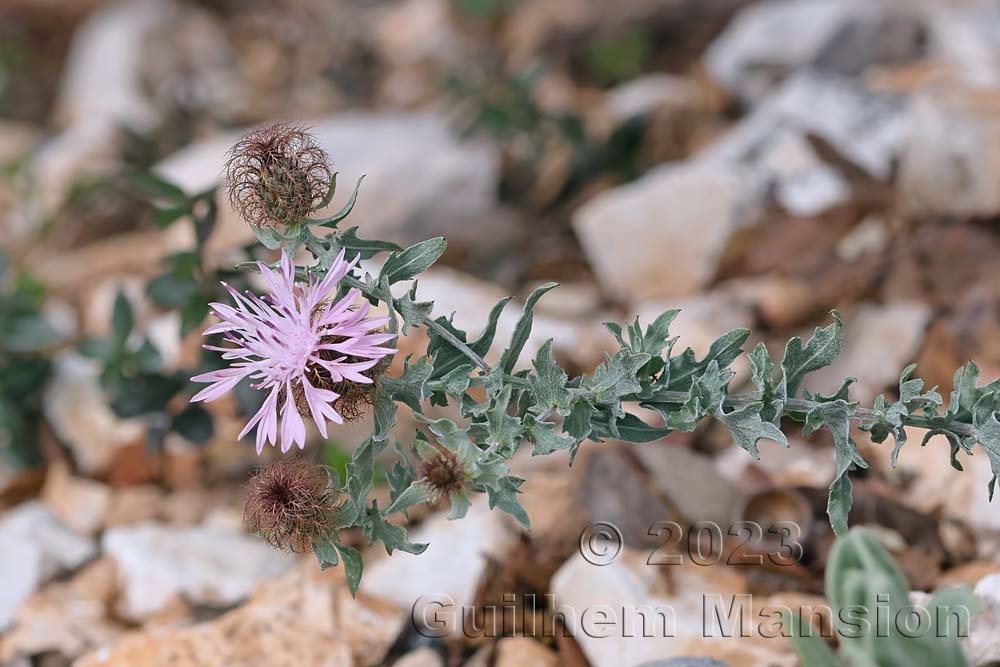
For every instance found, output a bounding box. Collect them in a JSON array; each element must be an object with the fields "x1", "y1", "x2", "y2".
[
  {"x1": 102, "y1": 522, "x2": 297, "y2": 621},
  {"x1": 573, "y1": 161, "x2": 764, "y2": 302}
]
